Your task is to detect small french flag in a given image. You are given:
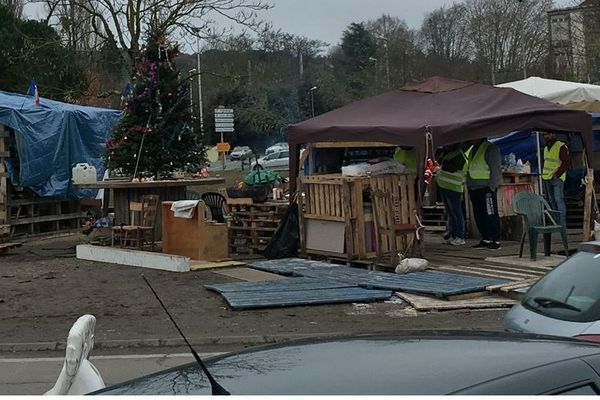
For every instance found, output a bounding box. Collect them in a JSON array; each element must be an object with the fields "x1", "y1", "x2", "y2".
[{"x1": 27, "y1": 79, "x2": 40, "y2": 105}]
